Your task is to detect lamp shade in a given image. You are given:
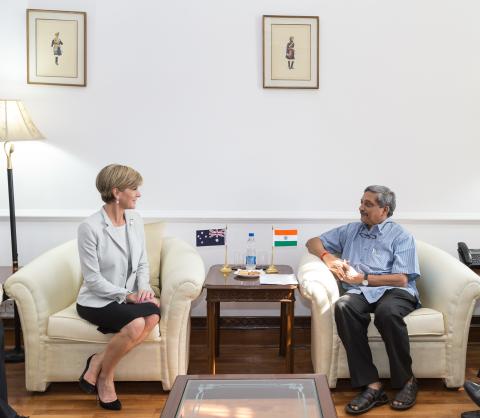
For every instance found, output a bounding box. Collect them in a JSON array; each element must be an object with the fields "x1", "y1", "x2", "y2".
[{"x1": 0, "y1": 100, "x2": 44, "y2": 141}]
